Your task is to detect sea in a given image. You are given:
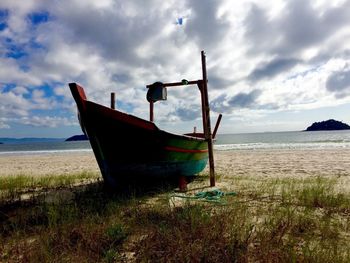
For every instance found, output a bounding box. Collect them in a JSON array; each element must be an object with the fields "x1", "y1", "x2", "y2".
[{"x1": 1, "y1": 130, "x2": 350, "y2": 156}]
